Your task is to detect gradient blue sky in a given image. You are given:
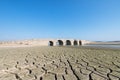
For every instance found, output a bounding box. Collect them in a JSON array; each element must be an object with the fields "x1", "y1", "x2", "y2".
[{"x1": 0, "y1": 0, "x2": 120, "y2": 41}]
